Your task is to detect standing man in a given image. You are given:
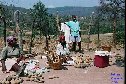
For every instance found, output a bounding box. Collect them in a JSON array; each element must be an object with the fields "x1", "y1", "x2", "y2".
[{"x1": 65, "y1": 15, "x2": 81, "y2": 52}]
